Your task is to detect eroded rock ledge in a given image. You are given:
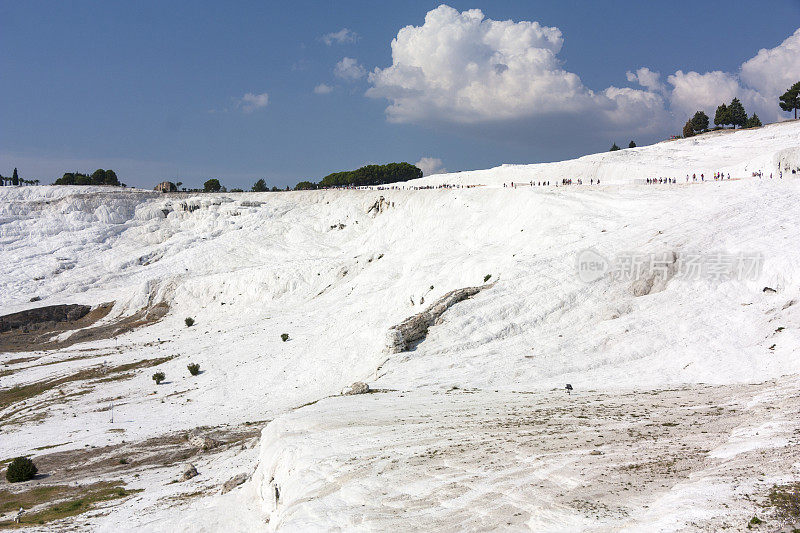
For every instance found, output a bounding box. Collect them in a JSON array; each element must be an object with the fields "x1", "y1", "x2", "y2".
[
  {"x1": 0, "y1": 304, "x2": 91, "y2": 333},
  {"x1": 384, "y1": 284, "x2": 490, "y2": 353}
]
